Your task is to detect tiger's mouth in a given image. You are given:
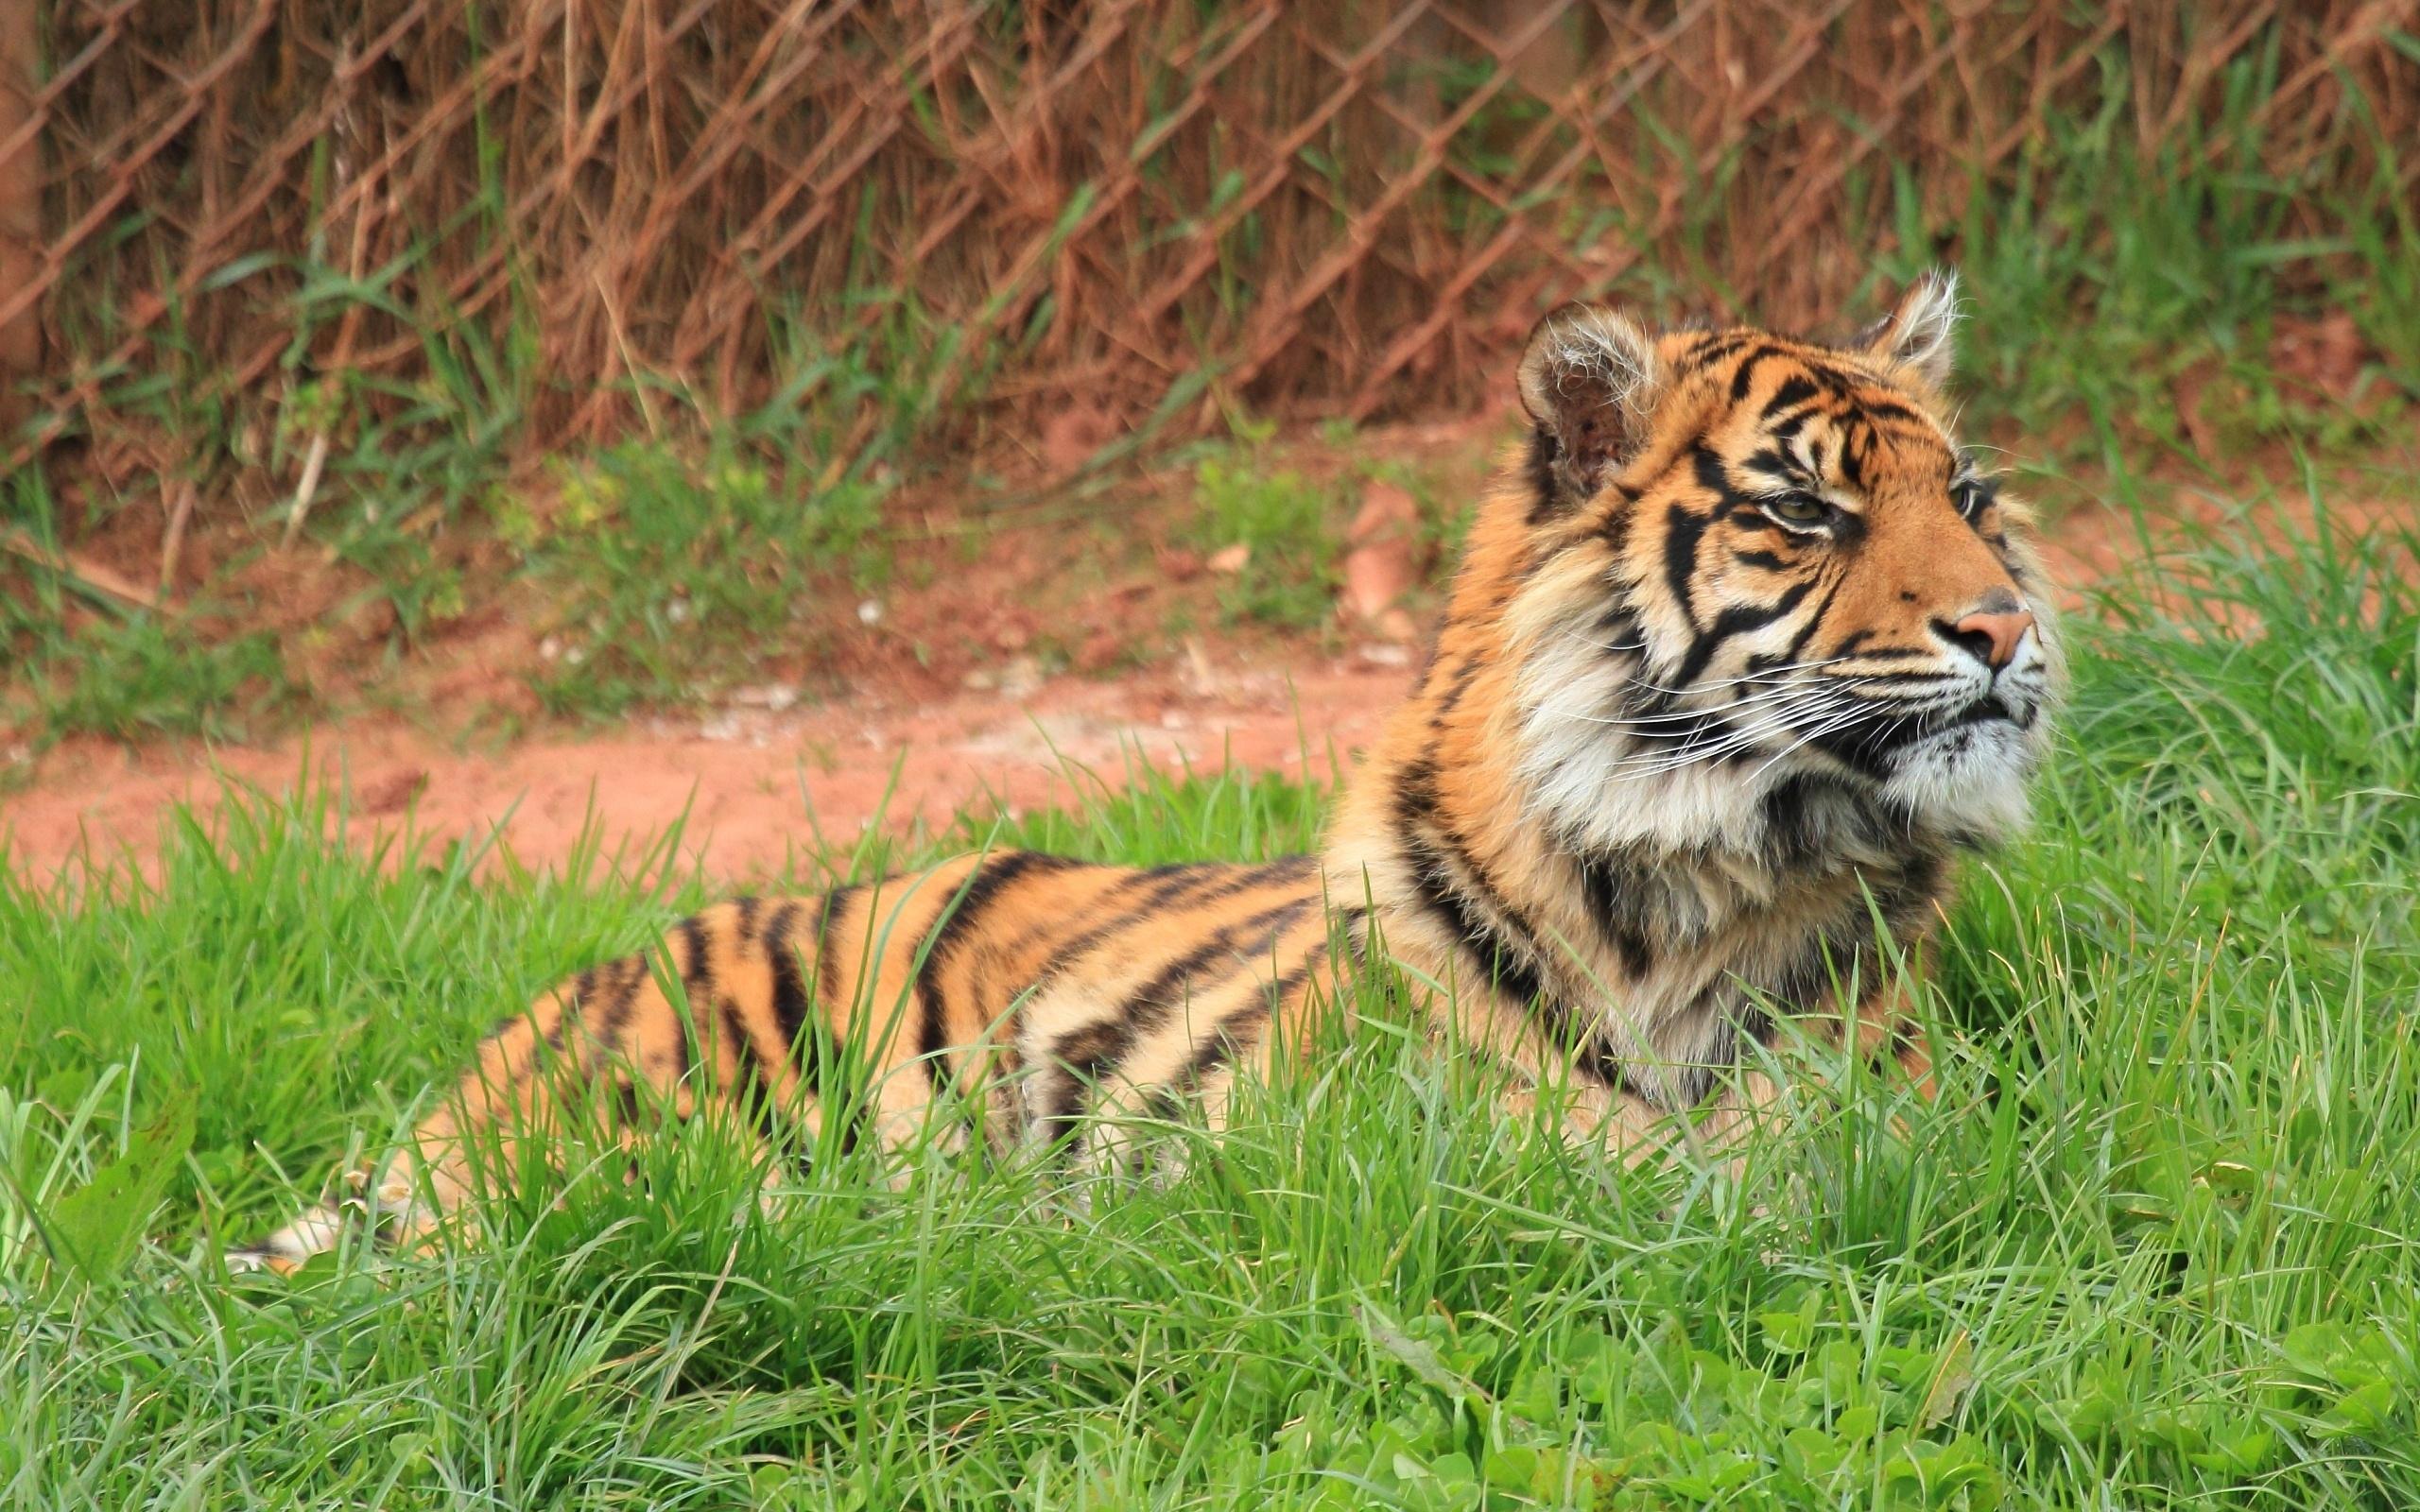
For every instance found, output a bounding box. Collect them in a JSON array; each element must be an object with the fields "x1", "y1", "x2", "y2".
[
  {"x1": 1924, "y1": 692, "x2": 2023, "y2": 733},
  {"x1": 1796, "y1": 683, "x2": 2040, "y2": 779}
]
